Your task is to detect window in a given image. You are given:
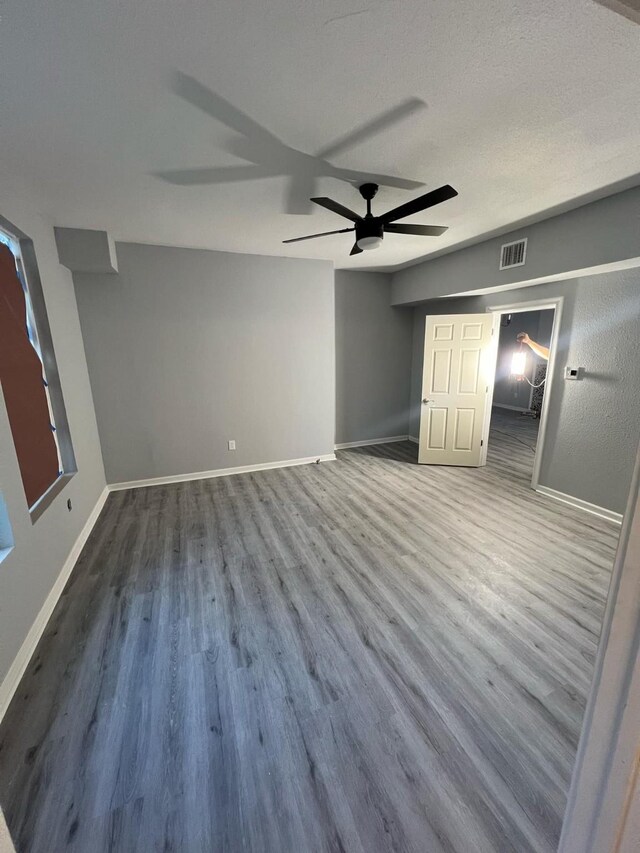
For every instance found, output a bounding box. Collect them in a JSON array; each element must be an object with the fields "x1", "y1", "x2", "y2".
[
  {"x1": 0, "y1": 491, "x2": 14, "y2": 562},
  {"x1": 0, "y1": 216, "x2": 76, "y2": 520}
]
